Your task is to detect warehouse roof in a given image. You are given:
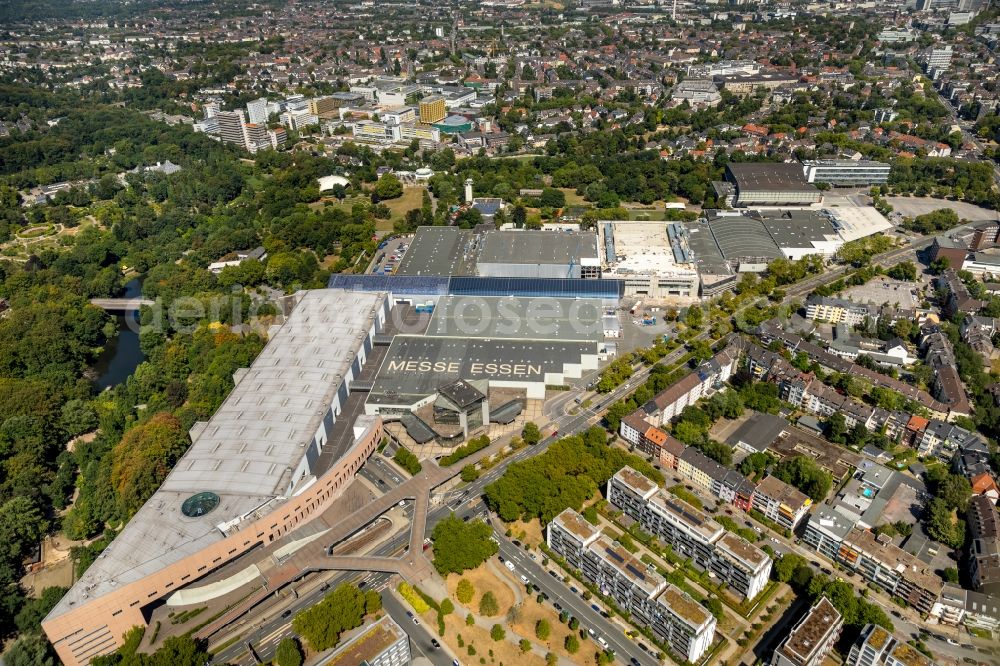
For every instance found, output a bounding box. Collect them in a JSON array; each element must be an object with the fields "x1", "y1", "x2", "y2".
[
  {"x1": 368, "y1": 335, "x2": 597, "y2": 406},
  {"x1": 757, "y1": 210, "x2": 840, "y2": 247},
  {"x1": 705, "y1": 213, "x2": 784, "y2": 261},
  {"x1": 726, "y1": 411, "x2": 788, "y2": 452},
  {"x1": 684, "y1": 221, "x2": 733, "y2": 276},
  {"x1": 477, "y1": 229, "x2": 599, "y2": 266},
  {"x1": 395, "y1": 226, "x2": 475, "y2": 276},
  {"x1": 50, "y1": 290, "x2": 385, "y2": 618},
  {"x1": 726, "y1": 162, "x2": 819, "y2": 193},
  {"x1": 425, "y1": 295, "x2": 604, "y2": 342}
]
